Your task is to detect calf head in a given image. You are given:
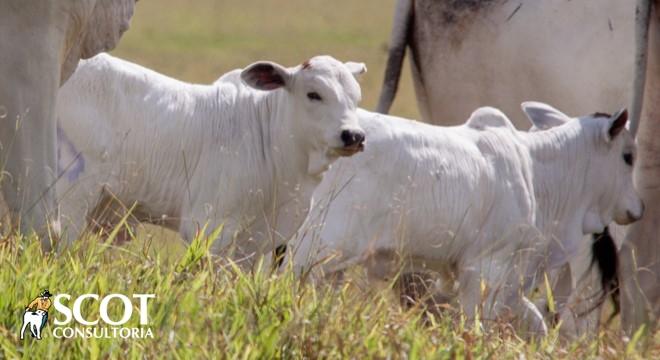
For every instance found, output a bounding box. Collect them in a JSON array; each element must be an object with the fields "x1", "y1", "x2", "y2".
[
  {"x1": 522, "y1": 102, "x2": 644, "y2": 233},
  {"x1": 241, "y1": 56, "x2": 366, "y2": 160}
]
